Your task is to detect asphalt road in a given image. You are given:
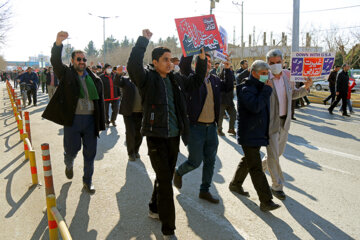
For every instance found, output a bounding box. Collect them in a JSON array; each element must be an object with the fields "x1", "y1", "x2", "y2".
[{"x1": 0, "y1": 83, "x2": 359, "y2": 240}]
